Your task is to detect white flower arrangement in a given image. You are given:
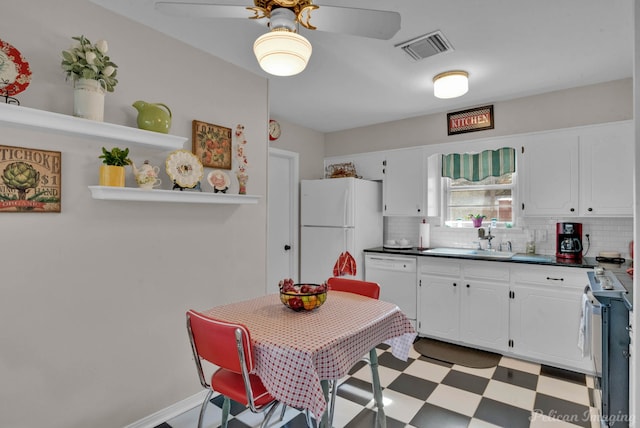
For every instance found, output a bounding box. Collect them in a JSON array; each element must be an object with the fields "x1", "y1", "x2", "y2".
[{"x1": 61, "y1": 35, "x2": 118, "y2": 92}]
